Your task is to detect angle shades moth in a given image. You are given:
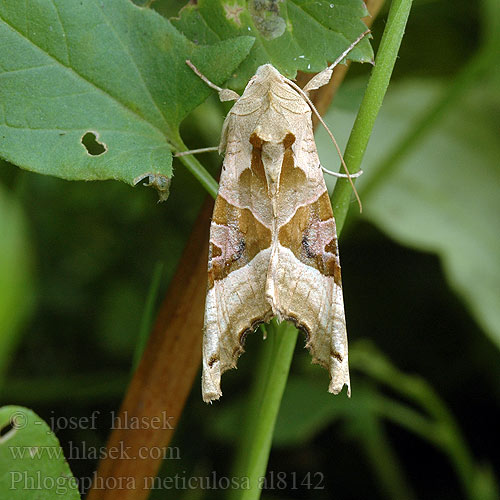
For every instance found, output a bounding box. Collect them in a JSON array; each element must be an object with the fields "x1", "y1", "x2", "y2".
[{"x1": 185, "y1": 32, "x2": 370, "y2": 402}]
